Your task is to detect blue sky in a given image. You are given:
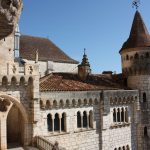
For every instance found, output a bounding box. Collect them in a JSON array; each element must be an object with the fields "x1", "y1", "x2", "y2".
[{"x1": 19, "y1": 0, "x2": 150, "y2": 73}]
